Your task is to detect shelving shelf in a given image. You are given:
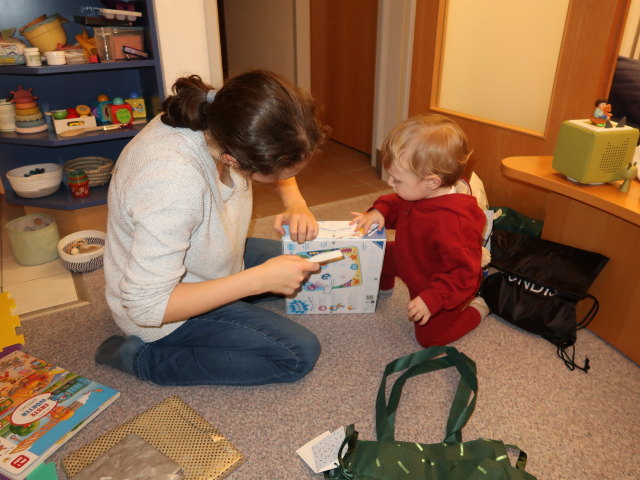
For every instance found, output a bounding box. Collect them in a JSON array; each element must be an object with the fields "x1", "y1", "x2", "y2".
[
  {"x1": 0, "y1": 59, "x2": 157, "y2": 75},
  {"x1": 0, "y1": 0, "x2": 164, "y2": 211},
  {"x1": 4, "y1": 184, "x2": 108, "y2": 210},
  {"x1": 0, "y1": 123, "x2": 145, "y2": 147}
]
